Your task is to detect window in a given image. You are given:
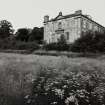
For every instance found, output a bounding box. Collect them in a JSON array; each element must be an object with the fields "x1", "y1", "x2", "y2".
[
  {"x1": 52, "y1": 34, "x2": 55, "y2": 42},
  {"x1": 83, "y1": 20, "x2": 87, "y2": 28},
  {"x1": 66, "y1": 32, "x2": 69, "y2": 40},
  {"x1": 58, "y1": 22, "x2": 62, "y2": 29},
  {"x1": 86, "y1": 22, "x2": 89, "y2": 29}
]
